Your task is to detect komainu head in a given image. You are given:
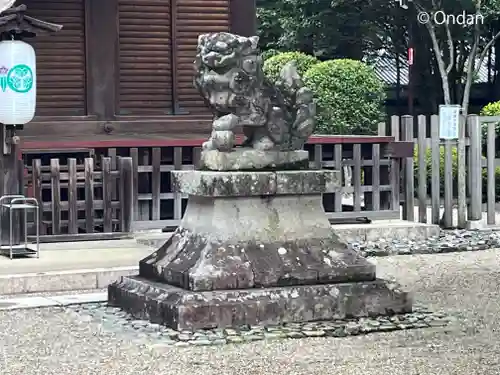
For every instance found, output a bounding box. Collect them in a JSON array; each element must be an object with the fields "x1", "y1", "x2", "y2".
[{"x1": 194, "y1": 32, "x2": 315, "y2": 152}]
